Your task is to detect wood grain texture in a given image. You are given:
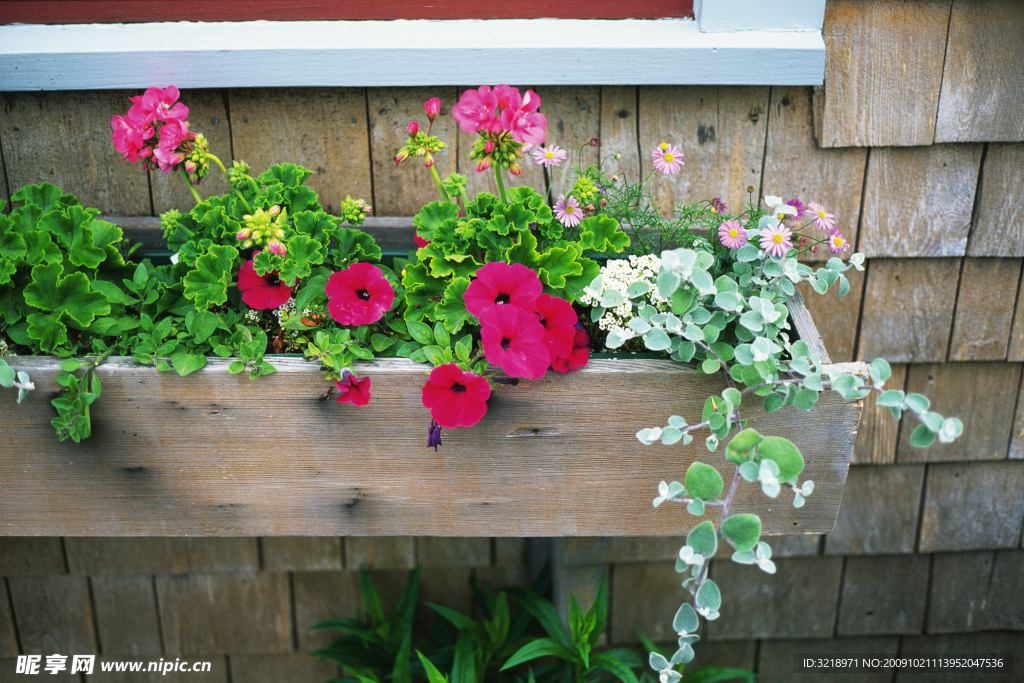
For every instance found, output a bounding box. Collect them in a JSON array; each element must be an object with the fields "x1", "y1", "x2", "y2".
[
  {"x1": 1009, "y1": 373, "x2": 1024, "y2": 460},
  {"x1": 852, "y1": 363, "x2": 907, "y2": 466},
  {"x1": 706, "y1": 557, "x2": 843, "y2": 640},
  {"x1": 1009, "y1": 266, "x2": 1024, "y2": 362},
  {"x1": 230, "y1": 654, "x2": 339, "y2": 683},
  {"x1": 0, "y1": 355, "x2": 861, "y2": 537},
  {"x1": 896, "y1": 362, "x2": 1020, "y2": 463},
  {"x1": 292, "y1": 570, "x2": 360, "y2": 651},
  {"x1": 934, "y1": 0, "x2": 1024, "y2": 142},
  {"x1": 796, "y1": 268, "x2": 864, "y2": 364},
  {"x1": 8, "y1": 576, "x2": 97, "y2": 655},
  {"x1": 0, "y1": 538, "x2": 66, "y2": 576},
  {"x1": 0, "y1": 90, "x2": 152, "y2": 215},
  {"x1": 824, "y1": 464, "x2": 924, "y2": 555},
  {"x1": 970, "y1": 144, "x2": 1024, "y2": 257},
  {"x1": 609, "y1": 561, "x2": 682, "y2": 644},
  {"x1": 598, "y1": 87, "x2": 641, "y2": 191},
  {"x1": 552, "y1": 537, "x2": 609, "y2": 625},
  {"x1": 228, "y1": 87, "x2": 372, "y2": 217},
  {"x1": 65, "y1": 538, "x2": 258, "y2": 574},
  {"x1": 836, "y1": 554, "x2": 929, "y2": 635},
  {"x1": 763, "y1": 86, "x2": 868, "y2": 262},
  {"x1": 948, "y1": 258, "x2": 1021, "y2": 361},
  {"x1": 344, "y1": 537, "x2": 415, "y2": 569},
  {"x1": 417, "y1": 566, "x2": 472, "y2": 633},
  {"x1": 90, "y1": 575, "x2": 163, "y2": 656},
  {"x1": 0, "y1": 130, "x2": 9, "y2": 208},
  {"x1": 417, "y1": 537, "x2": 491, "y2": 567},
  {"x1": 918, "y1": 461, "x2": 1024, "y2": 552},
  {"x1": 786, "y1": 286, "x2": 831, "y2": 363},
  {"x1": 857, "y1": 258, "x2": 960, "y2": 363},
  {"x1": 535, "y1": 86, "x2": 601, "y2": 201},
  {"x1": 859, "y1": 145, "x2": 983, "y2": 258},
  {"x1": 261, "y1": 537, "x2": 343, "y2": 571},
  {"x1": 639, "y1": 86, "x2": 769, "y2": 215},
  {"x1": 149, "y1": 88, "x2": 232, "y2": 215},
  {"x1": 157, "y1": 572, "x2": 291, "y2": 655},
  {"x1": 815, "y1": 0, "x2": 951, "y2": 147},
  {"x1": 369, "y1": 87, "x2": 458, "y2": 216},
  {"x1": 926, "y1": 550, "x2": 994, "y2": 633}
]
